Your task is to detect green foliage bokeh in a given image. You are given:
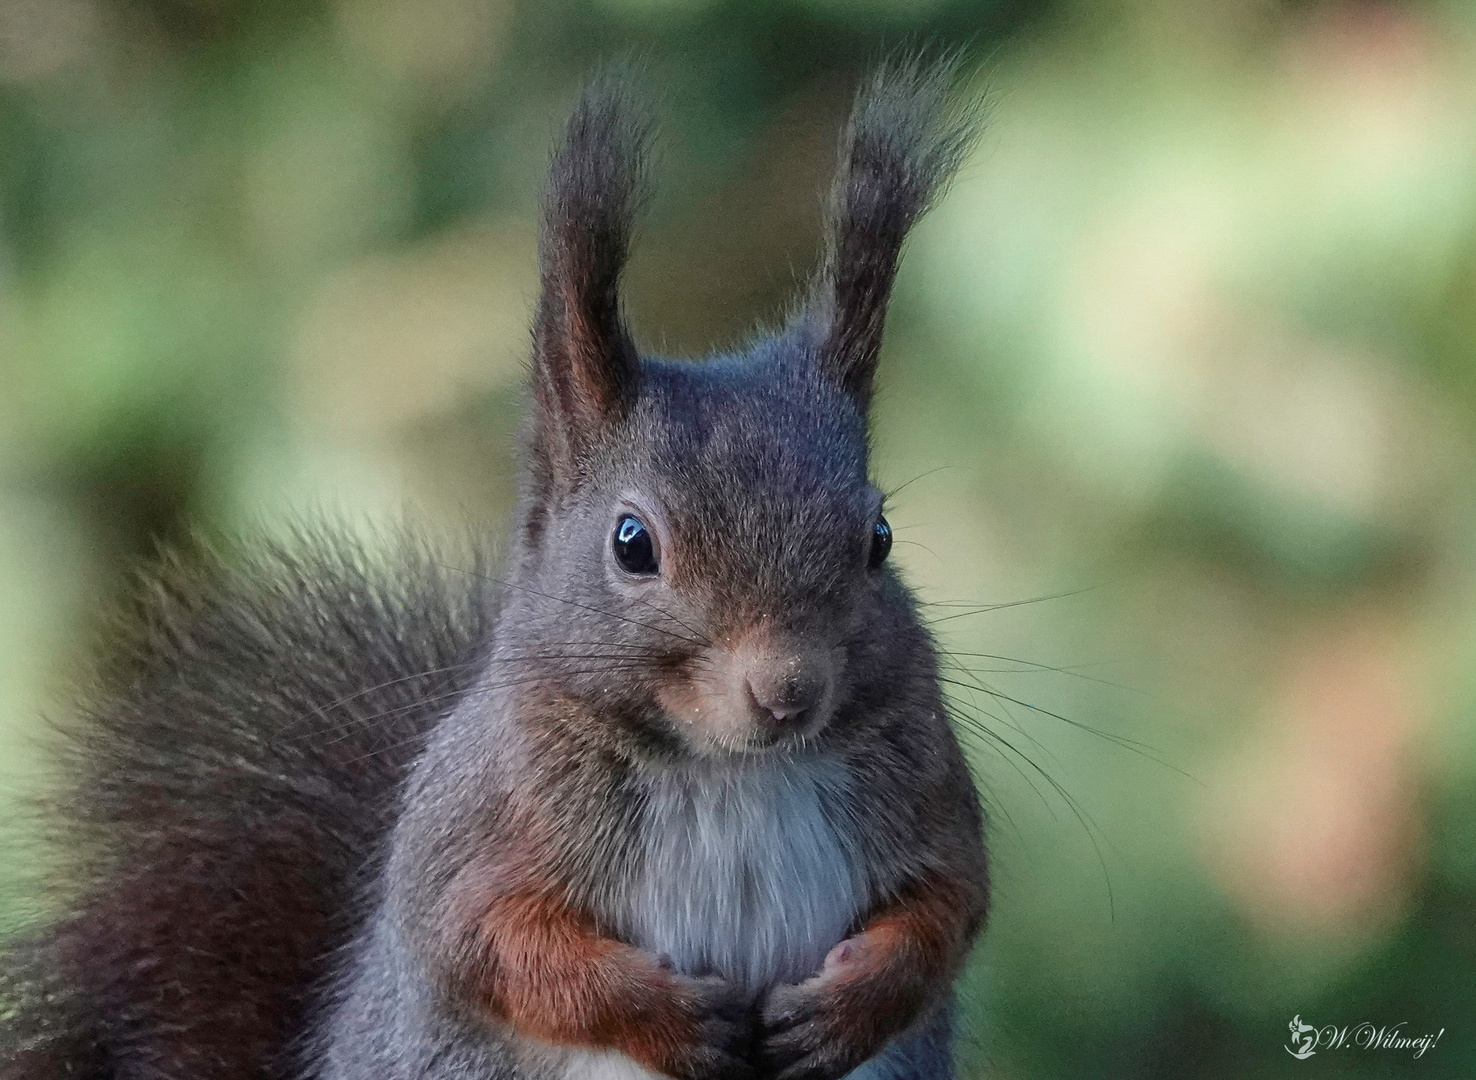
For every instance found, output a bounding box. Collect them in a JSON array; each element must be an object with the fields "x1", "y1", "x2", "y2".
[{"x1": 2, "y1": 1, "x2": 1474, "y2": 1076}]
